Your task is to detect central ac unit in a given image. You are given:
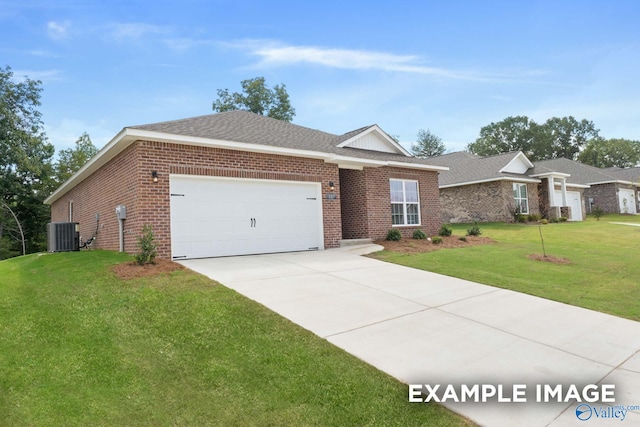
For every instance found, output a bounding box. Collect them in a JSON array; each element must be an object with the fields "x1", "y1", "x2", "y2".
[{"x1": 47, "y1": 222, "x2": 80, "y2": 252}]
